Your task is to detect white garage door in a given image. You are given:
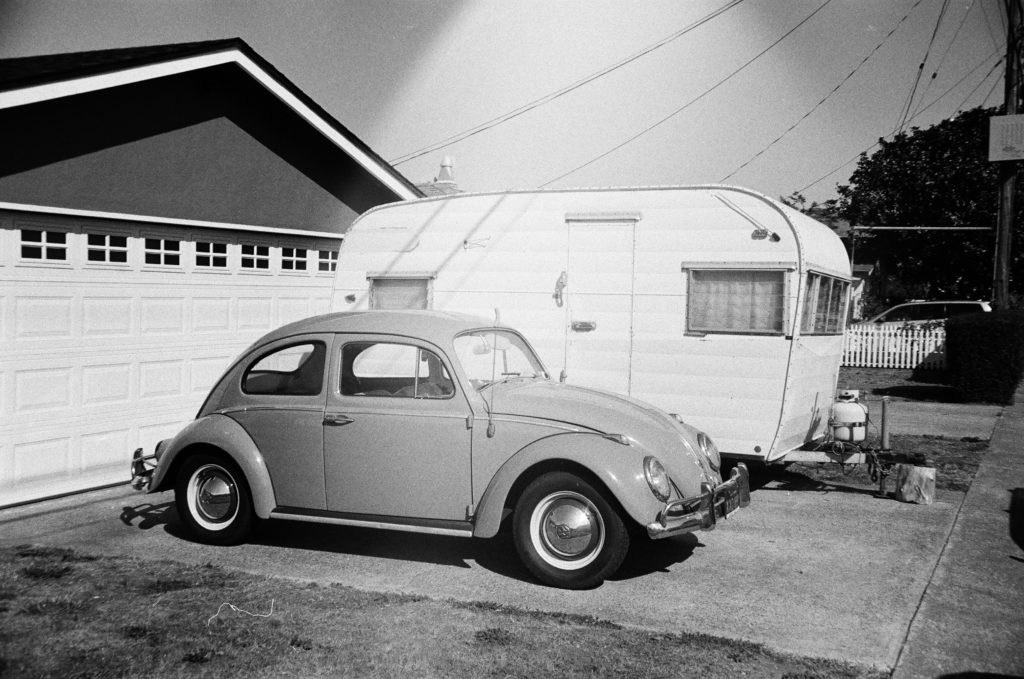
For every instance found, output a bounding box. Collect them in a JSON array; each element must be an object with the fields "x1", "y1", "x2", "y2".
[{"x1": 0, "y1": 210, "x2": 342, "y2": 507}]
